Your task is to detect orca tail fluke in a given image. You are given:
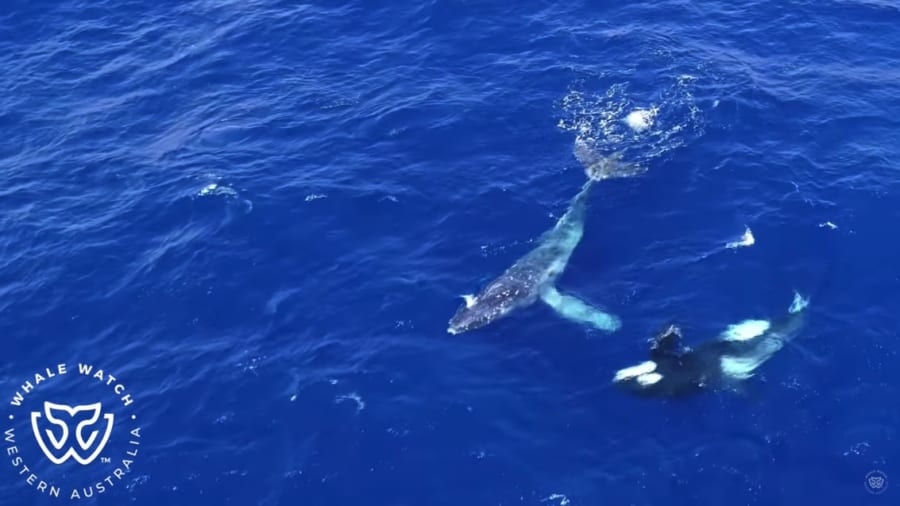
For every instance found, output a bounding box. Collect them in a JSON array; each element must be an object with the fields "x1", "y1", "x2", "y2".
[
  {"x1": 539, "y1": 285, "x2": 622, "y2": 332},
  {"x1": 573, "y1": 138, "x2": 646, "y2": 181}
]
